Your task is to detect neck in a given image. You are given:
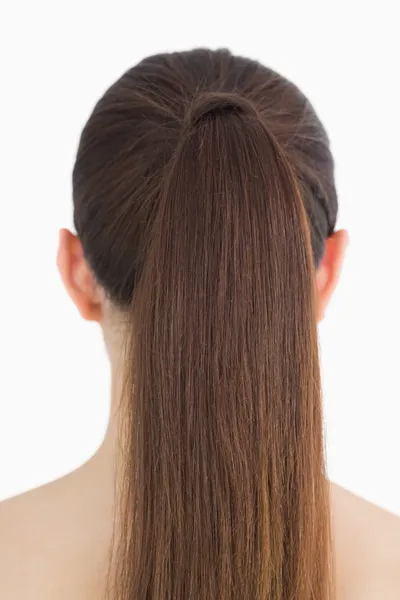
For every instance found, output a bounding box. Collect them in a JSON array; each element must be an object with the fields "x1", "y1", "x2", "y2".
[{"x1": 79, "y1": 359, "x2": 125, "y2": 508}]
